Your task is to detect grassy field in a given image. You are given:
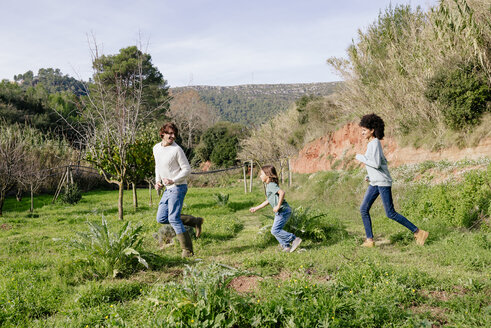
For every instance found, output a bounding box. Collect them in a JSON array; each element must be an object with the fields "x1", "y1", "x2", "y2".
[{"x1": 0, "y1": 162, "x2": 490, "y2": 327}]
